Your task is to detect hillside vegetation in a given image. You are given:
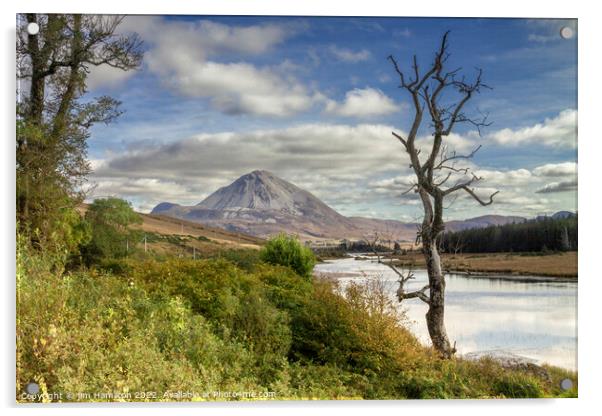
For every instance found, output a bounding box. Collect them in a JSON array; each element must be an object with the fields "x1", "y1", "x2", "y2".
[
  {"x1": 17, "y1": 234, "x2": 577, "y2": 402},
  {"x1": 440, "y1": 215, "x2": 577, "y2": 254}
]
